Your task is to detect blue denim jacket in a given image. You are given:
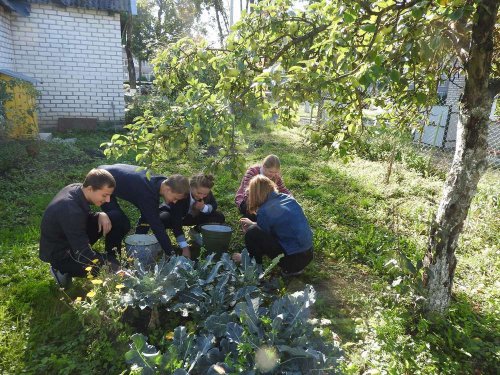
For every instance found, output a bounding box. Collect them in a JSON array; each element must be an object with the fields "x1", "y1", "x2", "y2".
[{"x1": 257, "y1": 192, "x2": 313, "y2": 255}]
